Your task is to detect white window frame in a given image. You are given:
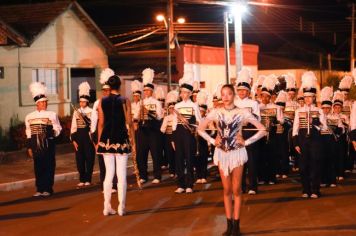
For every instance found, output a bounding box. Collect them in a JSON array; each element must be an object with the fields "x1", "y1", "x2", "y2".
[{"x1": 32, "y1": 68, "x2": 58, "y2": 95}]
